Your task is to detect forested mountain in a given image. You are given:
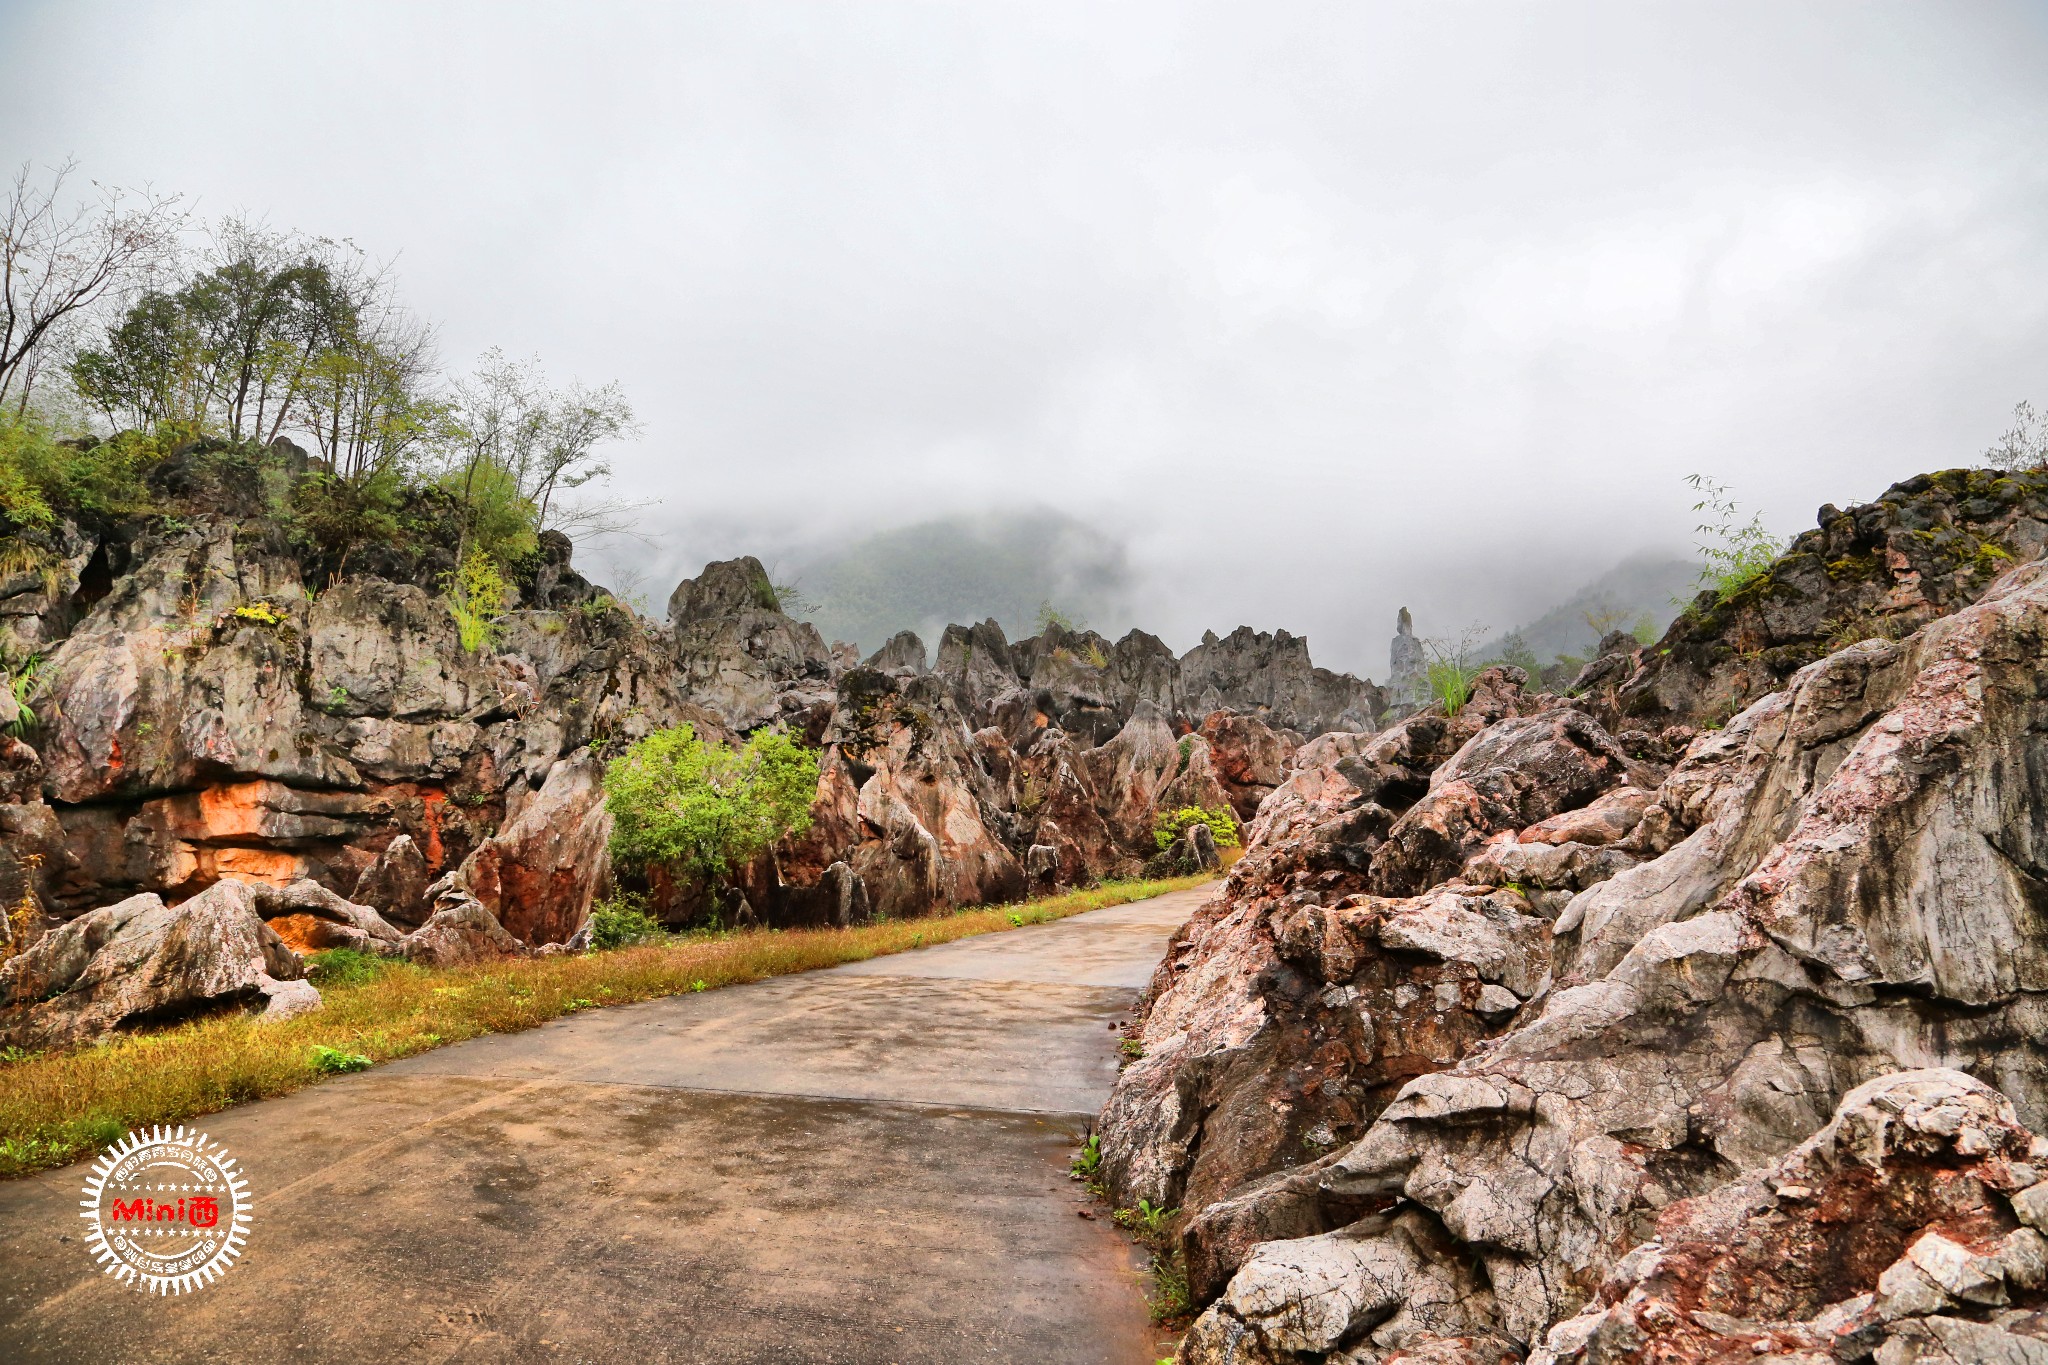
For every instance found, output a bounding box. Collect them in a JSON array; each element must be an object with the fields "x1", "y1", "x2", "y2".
[{"x1": 787, "y1": 510, "x2": 1130, "y2": 656}]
